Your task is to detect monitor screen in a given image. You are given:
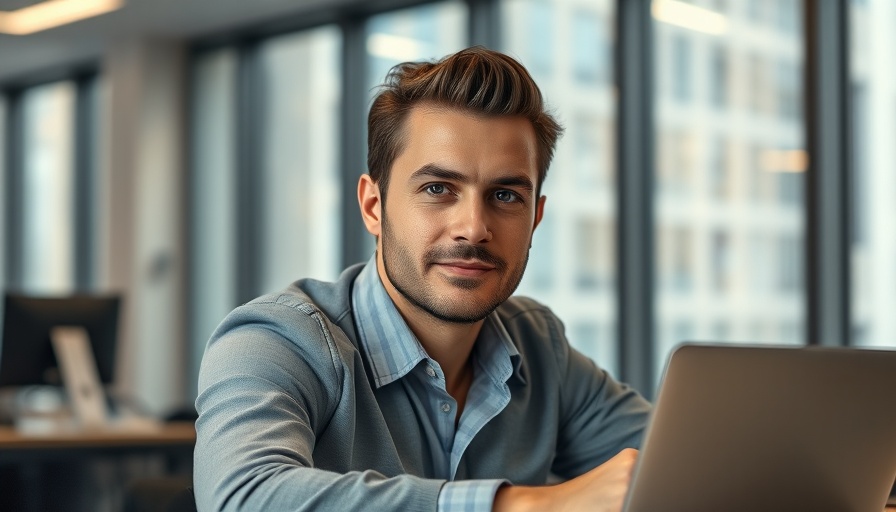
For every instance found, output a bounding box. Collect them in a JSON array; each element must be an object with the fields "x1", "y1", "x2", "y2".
[{"x1": 0, "y1": 294, "x2": 121, "y2": 387}]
